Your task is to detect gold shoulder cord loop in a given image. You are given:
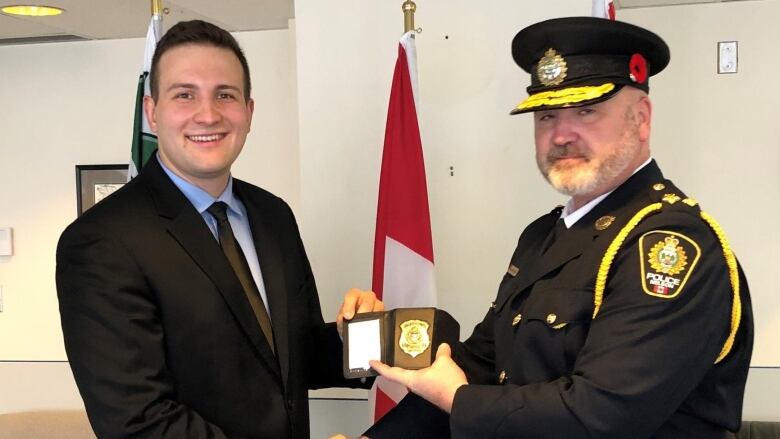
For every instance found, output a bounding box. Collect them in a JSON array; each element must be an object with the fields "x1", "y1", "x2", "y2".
[
  {"x1": 592, "y1": 201, "x2": 742, "y2": 365},
  {"x1": 700, "y1": 211, "x2": 741, "y2": 364},
  {"x1": 593, "y1": 203, "x2": 663, "y2": 318}
]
